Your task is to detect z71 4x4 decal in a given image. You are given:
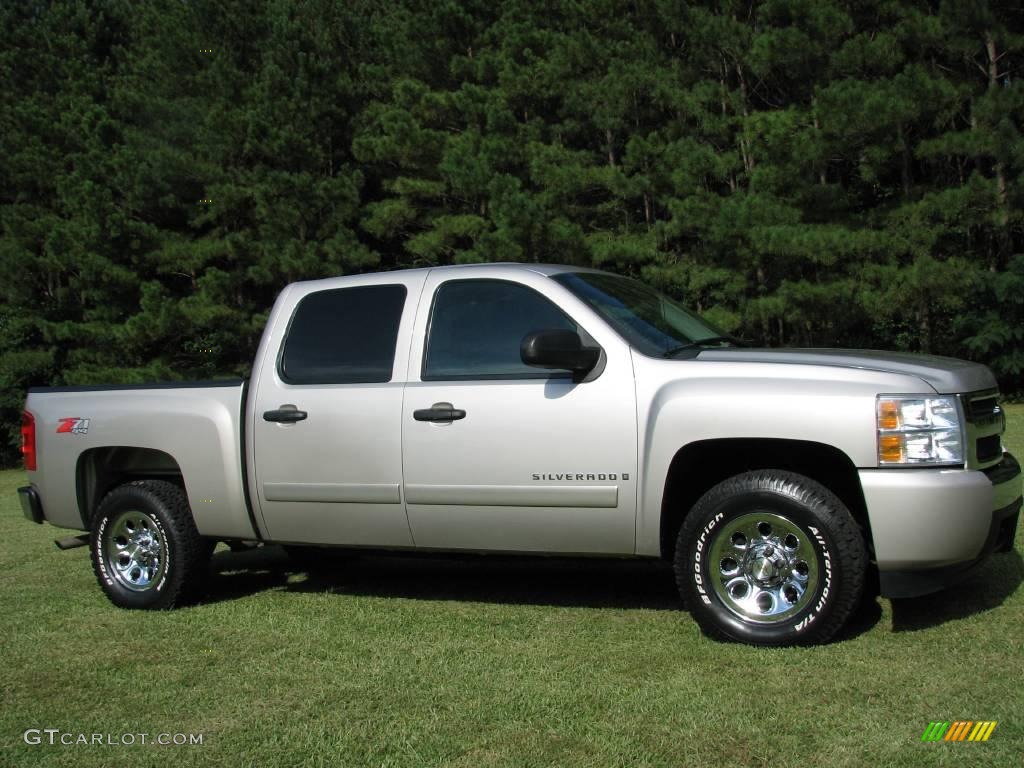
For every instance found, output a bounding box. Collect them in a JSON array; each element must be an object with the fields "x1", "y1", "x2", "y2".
[{"x1": 56, "y1": 418, "x2": 90, "y2": 435}]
